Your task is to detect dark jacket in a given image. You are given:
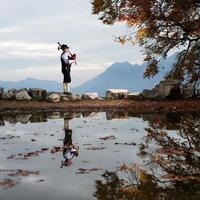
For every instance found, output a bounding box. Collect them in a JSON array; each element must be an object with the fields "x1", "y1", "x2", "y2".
[{"x1": 61, "y1": 52, "x2": 71, "y2": 74}]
